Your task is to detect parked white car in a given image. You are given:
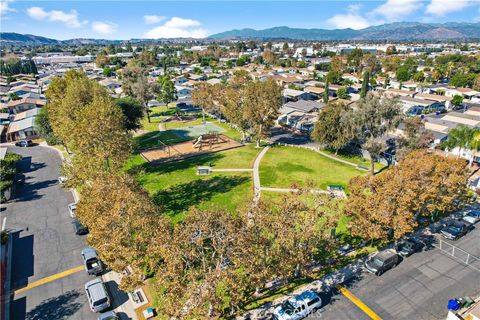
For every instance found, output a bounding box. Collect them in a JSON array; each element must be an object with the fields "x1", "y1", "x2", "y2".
[
  {"x1": 58, "y1": 176, "x2": 68, "y2": 185},
  {"x1": 272, "y1": 290, "x2": 322, "y2": 320},
  {"x1": 68, "y1": 203, "x2": 77, "y2": 218},
  {"x1": 463, "y1": 210, "x2": 480, "y2": 224}
]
